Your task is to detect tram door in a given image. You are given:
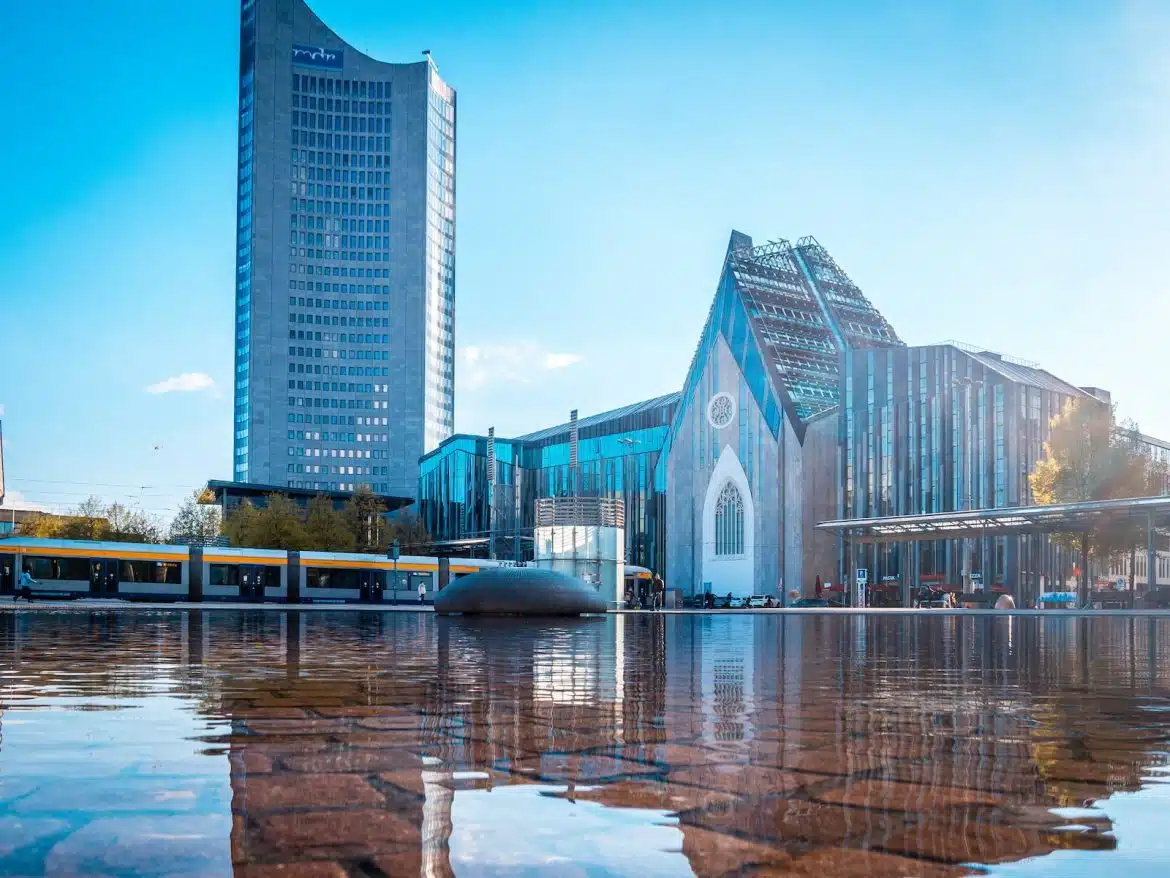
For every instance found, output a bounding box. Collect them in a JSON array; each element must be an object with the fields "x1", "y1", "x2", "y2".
[
  {"x1": 90, "y1": 559, "x2": 119, "y2": 596},
  {"x1": 359, "y1": 569, "x2": 382, "y2": 603},
  {"x1": 239, "y1": 566, "x2": 264, "y2": 601},
  {"x1": 0, "y1": 554, "x2": 14, "y2": 595}
]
